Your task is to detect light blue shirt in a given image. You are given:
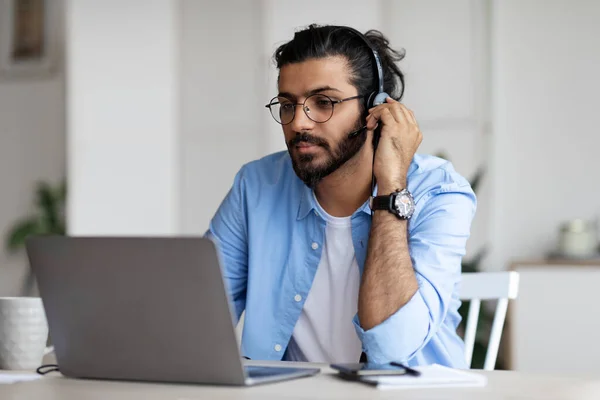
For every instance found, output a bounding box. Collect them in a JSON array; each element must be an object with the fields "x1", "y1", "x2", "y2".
[{"x1": 206, "y1": 151, "x2": 476, "y2": 367}]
